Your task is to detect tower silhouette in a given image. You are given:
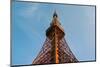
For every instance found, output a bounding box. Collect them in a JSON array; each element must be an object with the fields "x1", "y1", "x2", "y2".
[{"x1": 32, "y1": 11, "x2": 78, "y2": 65}]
